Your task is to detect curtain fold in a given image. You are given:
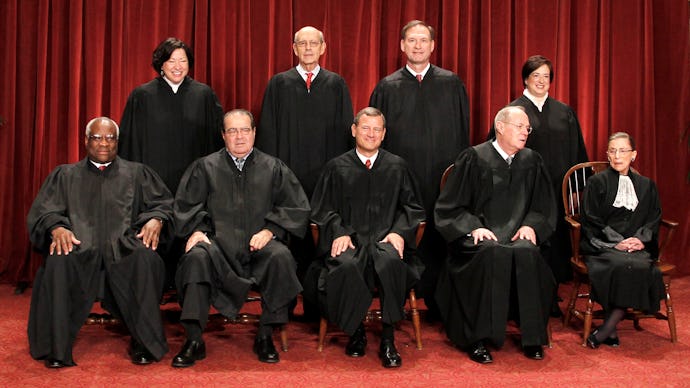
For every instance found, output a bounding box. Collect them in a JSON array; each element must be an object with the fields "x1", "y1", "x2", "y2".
[{"x1": 1, "y1": 0, "x2": 688, "y2": 283}]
